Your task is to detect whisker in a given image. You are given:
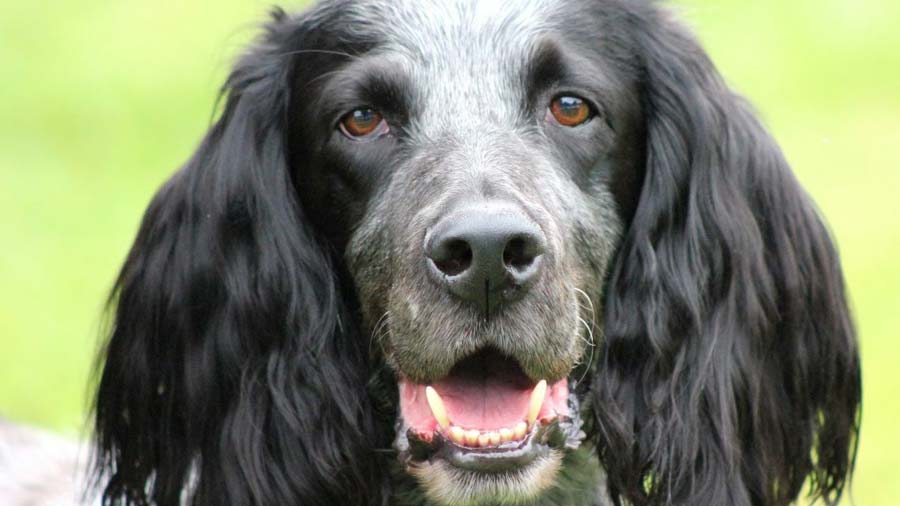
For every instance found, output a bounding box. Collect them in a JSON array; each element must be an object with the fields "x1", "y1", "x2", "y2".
[
  {"x1": 578, "y1": 316, "x2": 595, "y2": 347},
  {"x1": 574, "y1": 316, "x2": 596, "y2": 386},
  {"x1": 369, "y1": 311, "x2": 391, "y2": 357},
  {"x1": 572, "y1": 286, "x2": 596, "y2": 324},
  {"x1": 302, "y1": 68, "x2": 353, "y2": 89},
  {"x1": 275, "y1": 48, "x2": 364, "y2": 61},
  {"x1": 371, "y1": 311, "x2": 390, "y2": 340},
  {"x1": 570, "y1": 286, "x2": 599, "y2": 387}
]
